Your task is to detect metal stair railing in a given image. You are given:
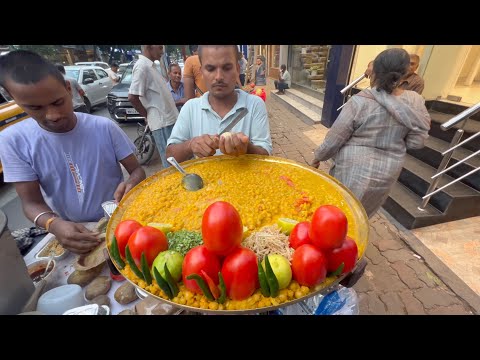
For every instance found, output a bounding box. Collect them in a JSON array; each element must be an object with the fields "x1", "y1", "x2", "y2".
[{"x1": 419, "y1": 101, "x2": 480, "y2": 211}]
